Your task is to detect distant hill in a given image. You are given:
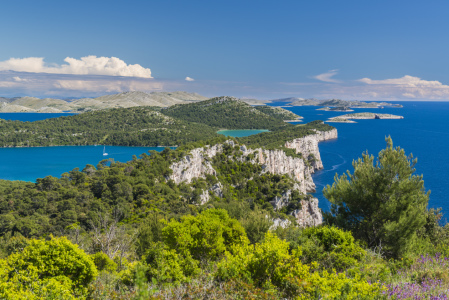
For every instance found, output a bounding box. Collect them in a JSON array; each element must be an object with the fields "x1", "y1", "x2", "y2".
[
  {"x1": 161, "y1": 96, "x2": 290, "y2": 130},
  {"x1": 0, "y1": 97, "x2": 300, "y2": 147},
  {"x1": 0, "y1": 91, "x2": 208, "y2": 113}
]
